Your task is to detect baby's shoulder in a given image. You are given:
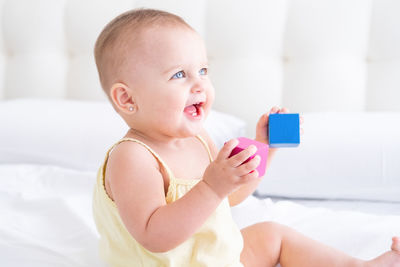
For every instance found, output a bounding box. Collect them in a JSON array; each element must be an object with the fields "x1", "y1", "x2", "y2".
[
  {"x1": 104, "y1": 140, "x2": 164, "y2": 200},
  {"x1": 104, "y1": 140, "x2": 167, "y2": 213},
  {"x1": 107, "y1": 140, "x2": 159, "y2": 171}
]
